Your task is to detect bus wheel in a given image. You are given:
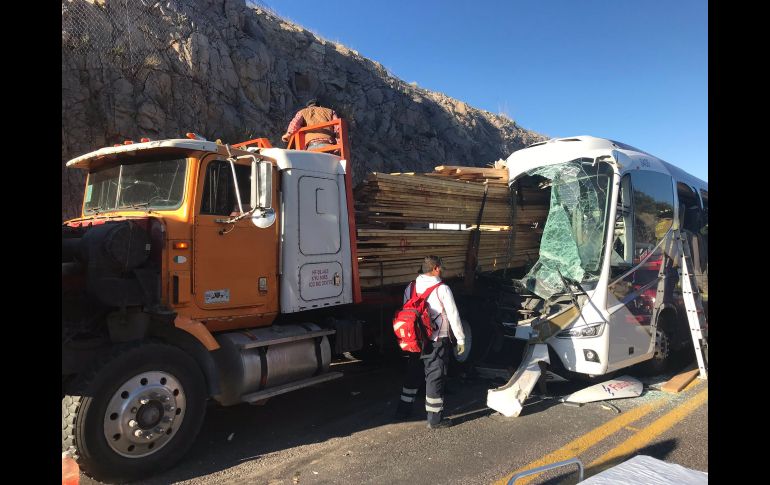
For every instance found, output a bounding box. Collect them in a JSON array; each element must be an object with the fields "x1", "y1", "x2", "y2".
[
  {"x1": 62, "y1": 343, "x2": 207, "y2": 482},
  {"x1": 639, "y1": 326, "x2": 672, "y2": 376}
]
